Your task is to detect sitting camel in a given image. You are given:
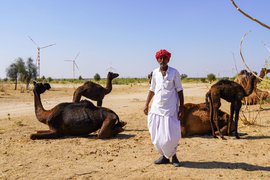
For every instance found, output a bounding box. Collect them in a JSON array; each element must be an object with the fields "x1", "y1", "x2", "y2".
[
  {"x1": 31, "y1": 81, "x2": 126, "y2": 140},
  {"x1": 235, "y1": 68, "x2": 270, "y2": 105},
  {"x1": 181, "y1": 103, "x2": 235, "y2": 137},
  {"x1": 73, "y1": 72, "x2": 119, "y2": 106}
]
